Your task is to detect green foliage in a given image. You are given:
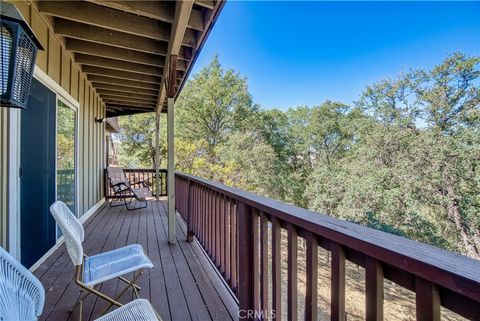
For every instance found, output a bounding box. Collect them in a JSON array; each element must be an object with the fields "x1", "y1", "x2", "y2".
[
  {"x1": 176, "y1": 55, "x2": 255, "y2": 153},
  {"x1": 114, "y1": 53, "x2": 480, "y2": 259},
  {"x1": 116, "y1": 113, "x2": 166, "y2": 168}
]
